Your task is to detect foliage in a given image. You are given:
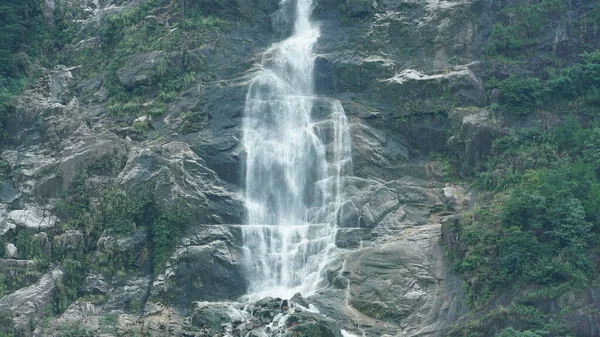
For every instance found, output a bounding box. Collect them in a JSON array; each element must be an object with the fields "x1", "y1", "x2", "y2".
[
  {"x1": 0, "y1": 76, "x2": 27, "y2": 140},
  {"x1": 53, "y1": 322, "x2": 94, "y2": 337},
  {"x1": 495, "y1": 328, "x2": 548, "y2": 337},
  {"x1": 449, "y1": 111, "x2": 600, "y2": 312},
  {"x1": 496, "y1": 75, "x2": 542, "y2": 114},
  {"x1": 0, "y1": 0, "x2": 47, "y2": 76},
  {"x1": 99, "y1": 314, "x2": 119, "y2": 334},
  {"x1": 489, "y1": 50, "x2": 600, "y2": 115},
  {"x1": 52, "y1": 258, "x2": 85, "y2": 314},
  {"x1": 94, "y1": 0, "x2": 223, "y2": 118},
  {"x1": 485, "y1": 1, "x2": 566, "y2": 59},
  {"x1": 150, "y1": 203, "x2": 187, "y2": 274}
]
